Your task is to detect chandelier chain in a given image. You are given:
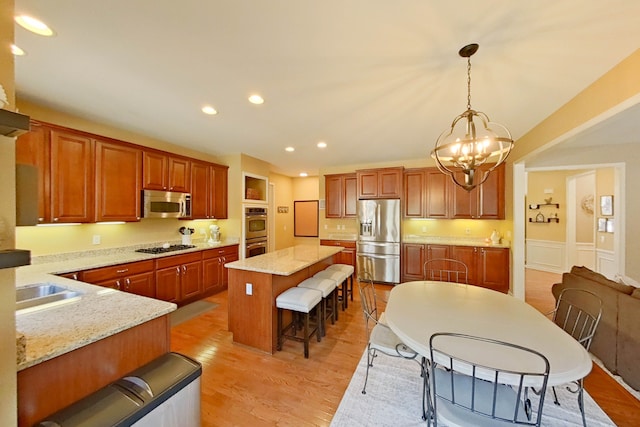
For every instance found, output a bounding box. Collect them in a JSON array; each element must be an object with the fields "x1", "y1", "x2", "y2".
[{"x1": 466, "y1": 56, "x2": 472, "y2": 110}]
